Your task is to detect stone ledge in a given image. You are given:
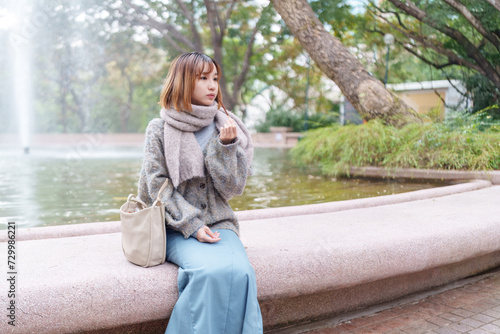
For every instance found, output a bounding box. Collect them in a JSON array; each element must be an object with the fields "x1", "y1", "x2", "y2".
[
  {"x1": 1, "y1": 185, "x2": 500, "y2": 333},
  {"x1": 350, "y1": 166, "x2": 500, "y2": 185},
  {"x1": 3, "y1": 179, "x2": 490, "y2": 242}
]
